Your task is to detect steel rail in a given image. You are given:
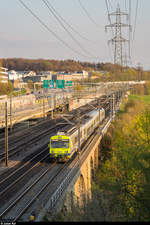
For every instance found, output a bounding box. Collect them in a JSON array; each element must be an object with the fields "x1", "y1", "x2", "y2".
[
  {"x1": 0, "y1": 123, "x2": 64, "y2": 163},
  {"x1": 0, "y1": 116, "x2": 66, "y2": 149},
  {"x1": 0, "y1": 103, "x2": 92, "y2": 162},
  {"x1": 14, "y1": 122, "x2": 106, "y2": 221},
  {"x1": 0, "y1": 93, "x2": 122, "y2": 221},
  {"x1": 36, "y1": 118, "x2": 113, "y2": 221},
  {"x1": 0, "y1": 147, "x2": 49, "y2": 195},
  {"x1": 0, "y1": 162, "x2": 66, "y2": 220}
]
